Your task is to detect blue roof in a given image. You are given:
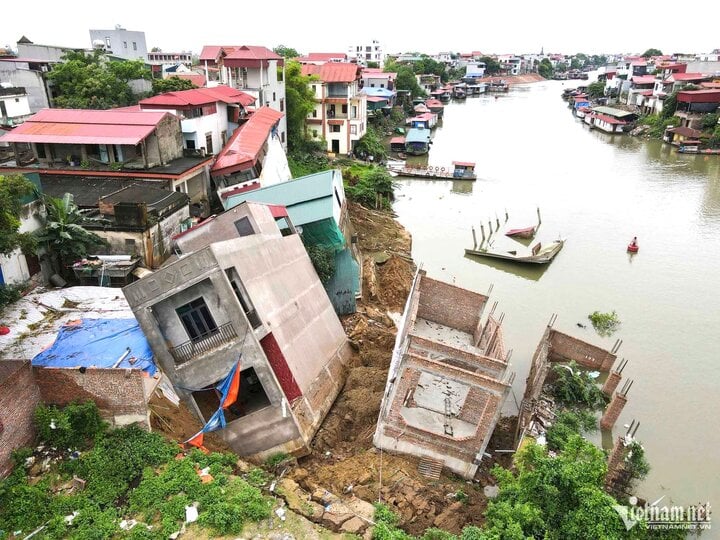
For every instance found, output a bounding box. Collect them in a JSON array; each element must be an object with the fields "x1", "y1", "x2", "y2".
[
  {"x1": 405, "y1": 128, "x2": 432, "y2": 144},
  {"x1": 32, "y1": 318, "x2": 156, "y2": 375},
  {"x1": 223, "y1": 170, "x2": 341, "y2": 226},
  {"x1": 361, "y1": 87, "x2": 395, "y2": 98}
]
